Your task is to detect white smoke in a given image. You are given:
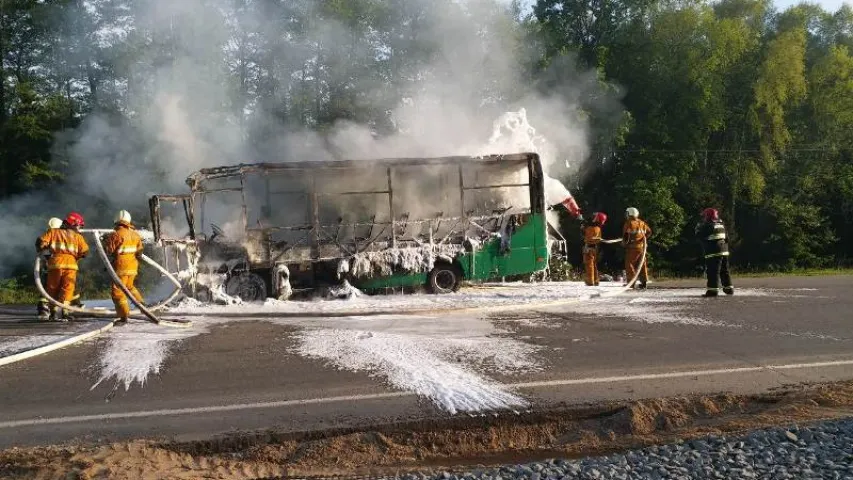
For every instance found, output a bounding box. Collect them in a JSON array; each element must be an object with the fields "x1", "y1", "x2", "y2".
[
  {"x1": 480, "y1": 107, "x2": 582, "y2": 205},
  {"x1": 0, "y1": 0, "x2": 614, "y2": 278}
]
